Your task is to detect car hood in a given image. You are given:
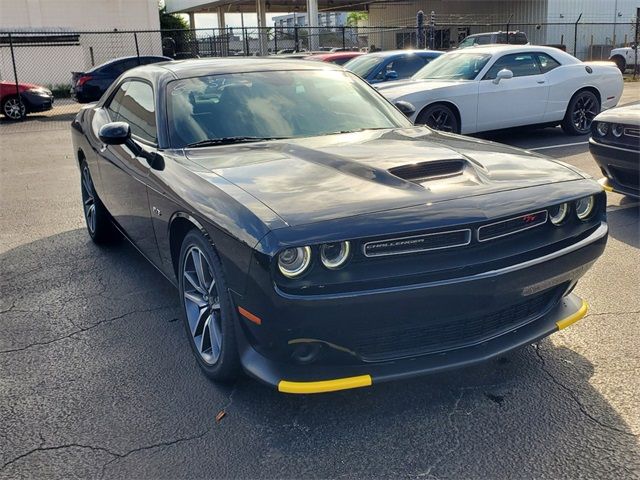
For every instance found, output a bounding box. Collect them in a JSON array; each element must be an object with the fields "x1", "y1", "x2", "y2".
[
  {"x1": 185, "y1": 127, "x2": 585, "y2": 227},
  {"x1": 375, "y1": 79, "x2": 466, "y2": 99},
  {"x1": 594, "y1": 103, "x2": 640, "y2": 126}
]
